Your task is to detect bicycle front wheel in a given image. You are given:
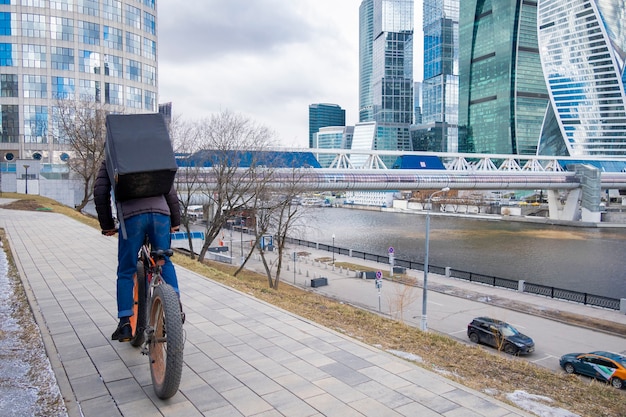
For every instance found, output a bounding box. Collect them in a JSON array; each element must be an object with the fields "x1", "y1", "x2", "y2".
[
  {"x1": 148, "y1": 283, "x2": 184, "y2": 399},
  {"x1": 130, "y1": 260, "x2": 147, "y2": 347}
]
